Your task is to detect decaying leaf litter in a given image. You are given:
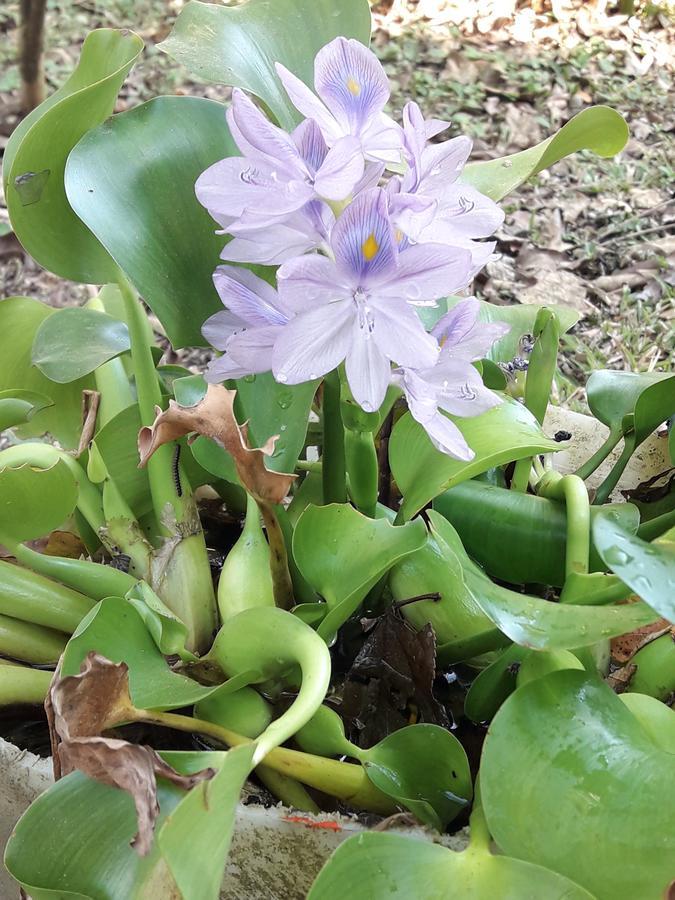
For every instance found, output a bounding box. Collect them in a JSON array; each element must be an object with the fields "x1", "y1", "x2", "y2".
[{"x1": 0, "y1": 0, "x2": 673, "y2": 411}]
